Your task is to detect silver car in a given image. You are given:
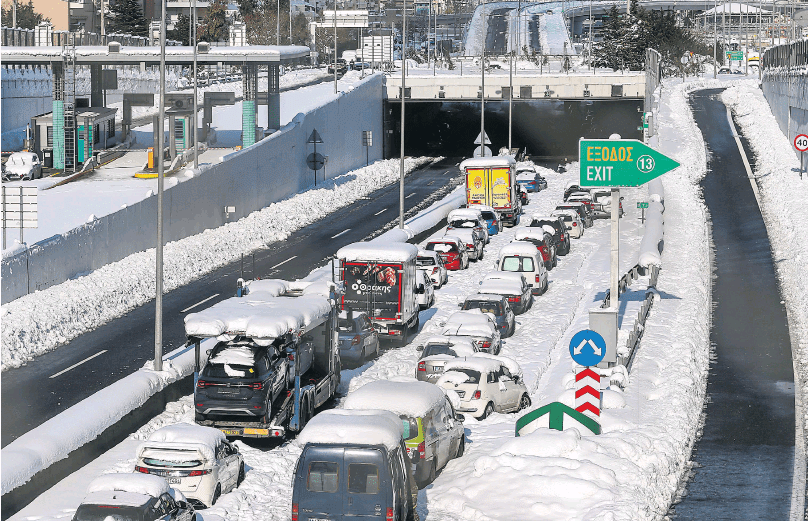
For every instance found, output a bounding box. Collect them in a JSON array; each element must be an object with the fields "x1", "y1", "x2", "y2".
[
  {"x1": 337, "y1": 312, "x2": 379, "y2": 366},
  {"x1": 415, "y1": 336, "x2": 478, "y2": 382}
]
